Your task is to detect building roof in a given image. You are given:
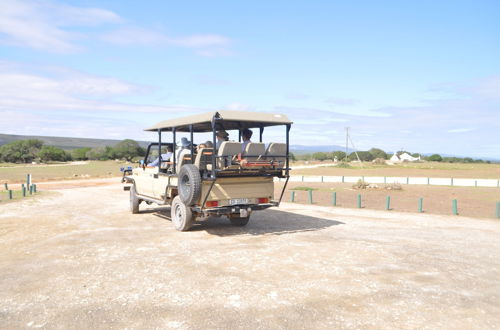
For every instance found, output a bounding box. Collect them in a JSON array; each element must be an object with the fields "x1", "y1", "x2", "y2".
[{"x1": 144, "y1": 110, "x2": 292, "y2": 132}]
